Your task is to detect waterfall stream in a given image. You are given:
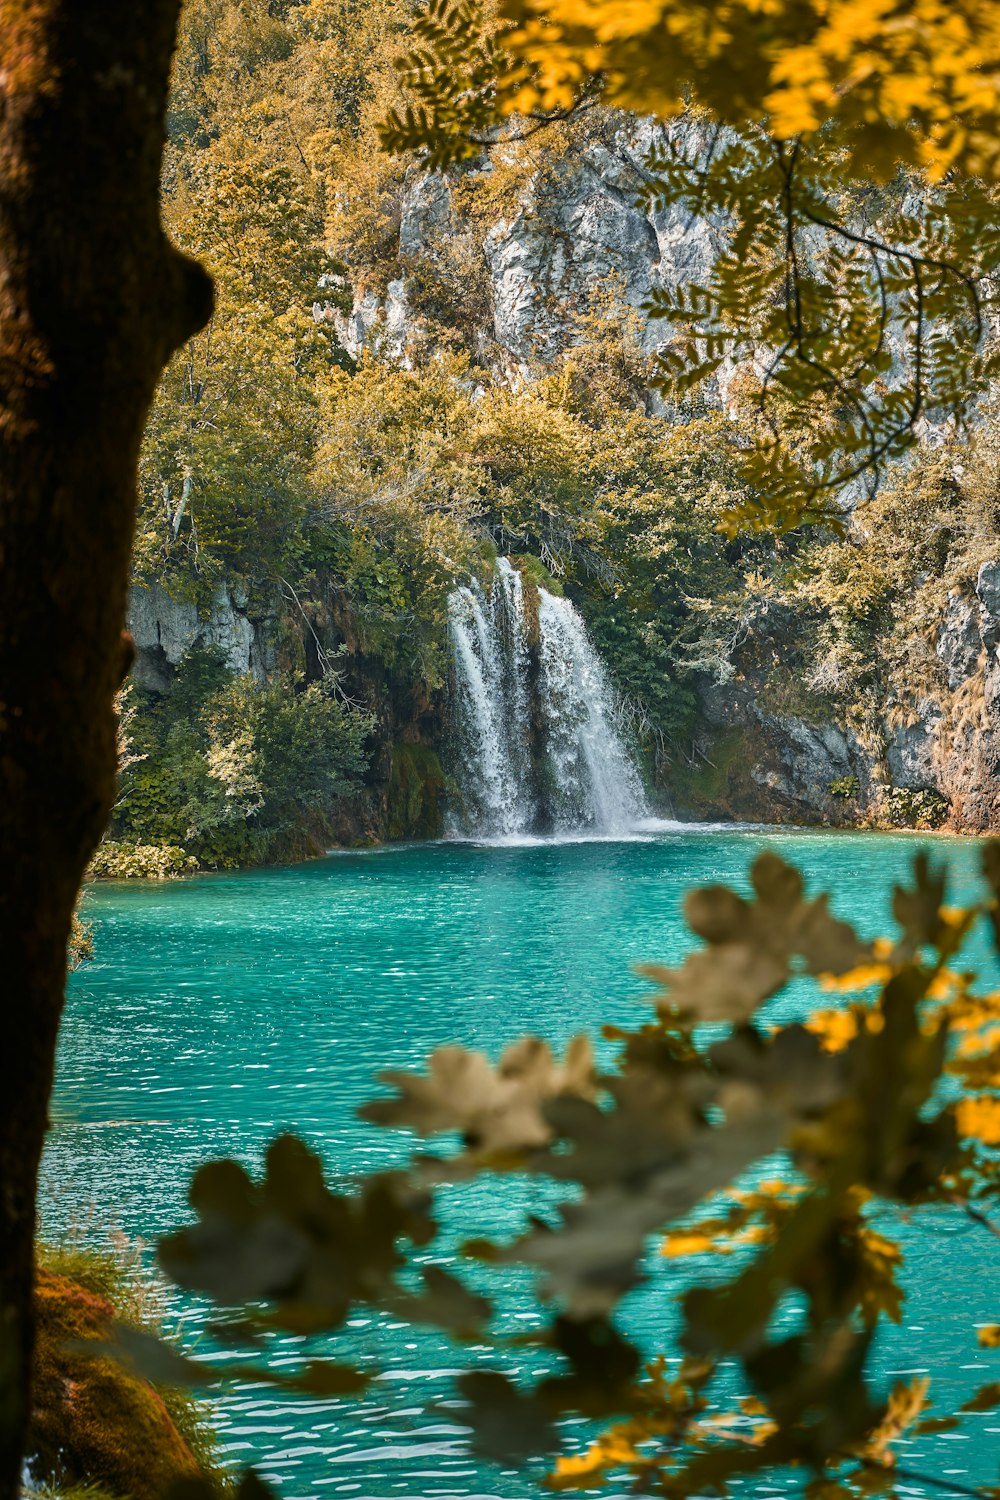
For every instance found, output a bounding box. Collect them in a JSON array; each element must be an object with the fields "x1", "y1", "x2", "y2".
[{"x1": 446, "y1": 559, "x2": 648, "y2": 837}]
